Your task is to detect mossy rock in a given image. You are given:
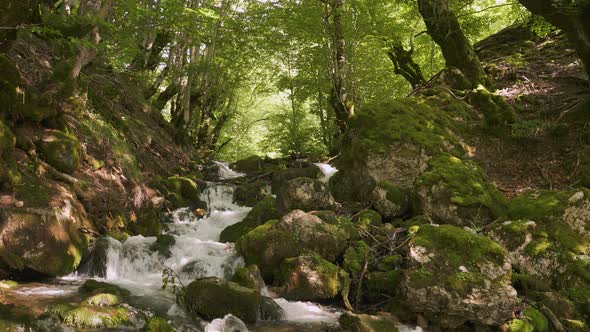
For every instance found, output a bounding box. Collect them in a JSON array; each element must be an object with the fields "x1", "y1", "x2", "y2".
[
  {"x1": 509, "y1": 318, "x2": 534, "y2": 332},
  {"x1": 0, "y1": 55, "x2": 20, "y2": 114},
  {"x1": 231, "y1": 155, "x2": 264, "y2": 173},
  {"x1": 400, "y1": 224, "x2": 516, "y2": 328},
  {"x1": 0, "y1": 280, "x2": 18, "y2": 290},
  {"x1": 339, "y1": 312, "x2": 399, "y2": 332},
  {"x1": 83, "y1": 293, "x2": 121, "y2": 306},
  {"x1": 370, "y1": 181, "x2": 411, "y2": 219},
  {"x1": 36, "y1": 129, "x2": 81, "y2": 174},
  {"x1": 231, "y1": 265, "x2": 266, "y2": 291},
  {"x1": 489, "y1": 190, "x2": 590, "y2": 289},
  {"x1": 271, "y1": 165, "x2": 322, "y2": 194},
  {"x1": 416, "y1": 154, "x2": 508, "y2": 228},
  {"x1": 184, "y1": 277, "x2": 262, "y2": 324},
  {"x1": 144, "y1": 317, "x2": 175, "y2": 332},
  {"x1": 276, "y1": 177, "x2": 335, "y2": 214},
  {"x1": 522, "y1": 306, "x2": 549, "y2": 332},
  {"x1": 233, "y1": 181, "x2": 268, "y2": 207},
  {"x1": 128, "y1": 208, "x2": 162, "y2": 237},
  {"x1": 79, "y1": 279, "x2": 131, "y2": 298},
  {"x1": 343, "y1": 240, "x2": 371, "y2": 277},
  {"x1": 278, "y1": 253, "x2": 349, "y2": 301},
  {"x1": 351, "y1": 209, "x2": 383, "y2": 233},
  {"x1": 236, "y1": 210, "x2": 349, "y2": 281},
  {"x1": 46, "y1": 303, "x2": 132, "y2": 329},
  {"x1": 0, "y1": 120, "x2": 15, "y2": 161},
  {"x1": 220, "y1": 196, "x2": 279, "y2": 243},
  {"x1": 469, "y1": 86, "x2": 516, "y2": 128},
  {"x1": 365, "y1": 270, "x2": 402, "y2": 301},
  {"x1": 151, "y1": 176, "x2": 205, "y2": 210}
]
